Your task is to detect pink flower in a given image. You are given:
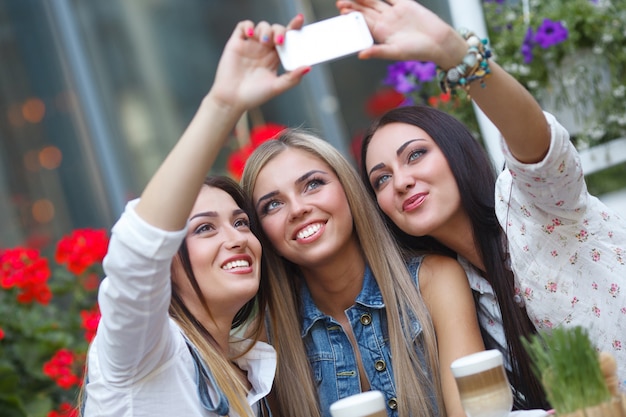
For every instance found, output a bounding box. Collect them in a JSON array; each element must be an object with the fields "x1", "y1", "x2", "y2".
[
  {"x1": 591, "y1": 248, "x2": 601, "y2": 262},
  {"x1": 592, "y1": 306, "x2": 601, "y2": 317}
]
